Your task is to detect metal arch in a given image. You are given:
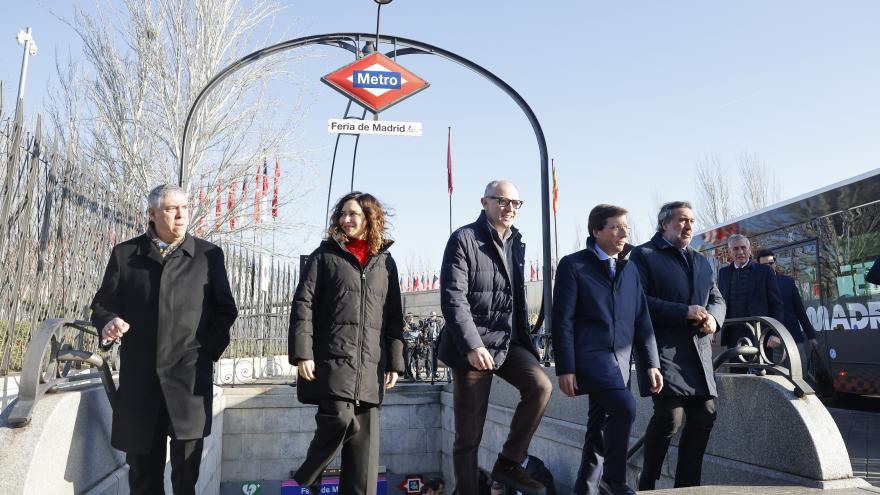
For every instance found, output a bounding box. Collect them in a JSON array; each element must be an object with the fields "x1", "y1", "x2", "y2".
[{"x1": 179, "y1": 32, "x2": 554, "y2": 337}]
